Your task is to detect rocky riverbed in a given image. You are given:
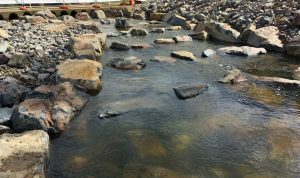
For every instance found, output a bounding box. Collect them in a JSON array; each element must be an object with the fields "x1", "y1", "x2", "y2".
[{"x1": 0, "y1": 1, "x2": 300, "y2": 178}]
